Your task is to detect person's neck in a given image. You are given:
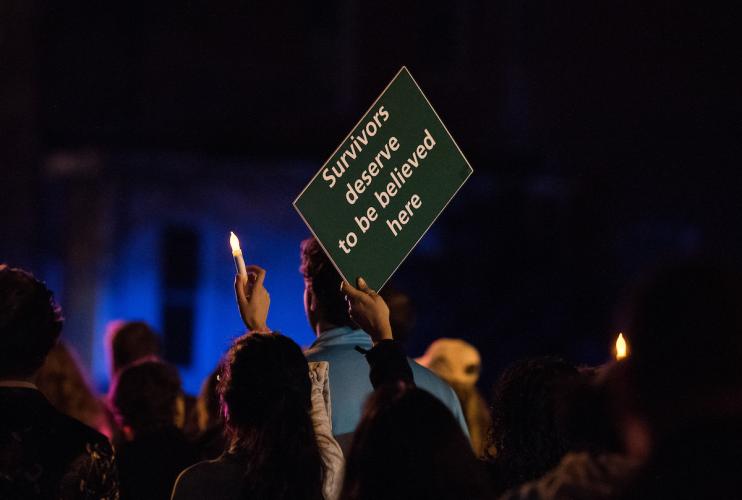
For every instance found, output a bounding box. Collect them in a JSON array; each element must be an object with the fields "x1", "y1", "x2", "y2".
[{"x1": 314, "y1": 320, "x2": 342, "y2": 337}]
